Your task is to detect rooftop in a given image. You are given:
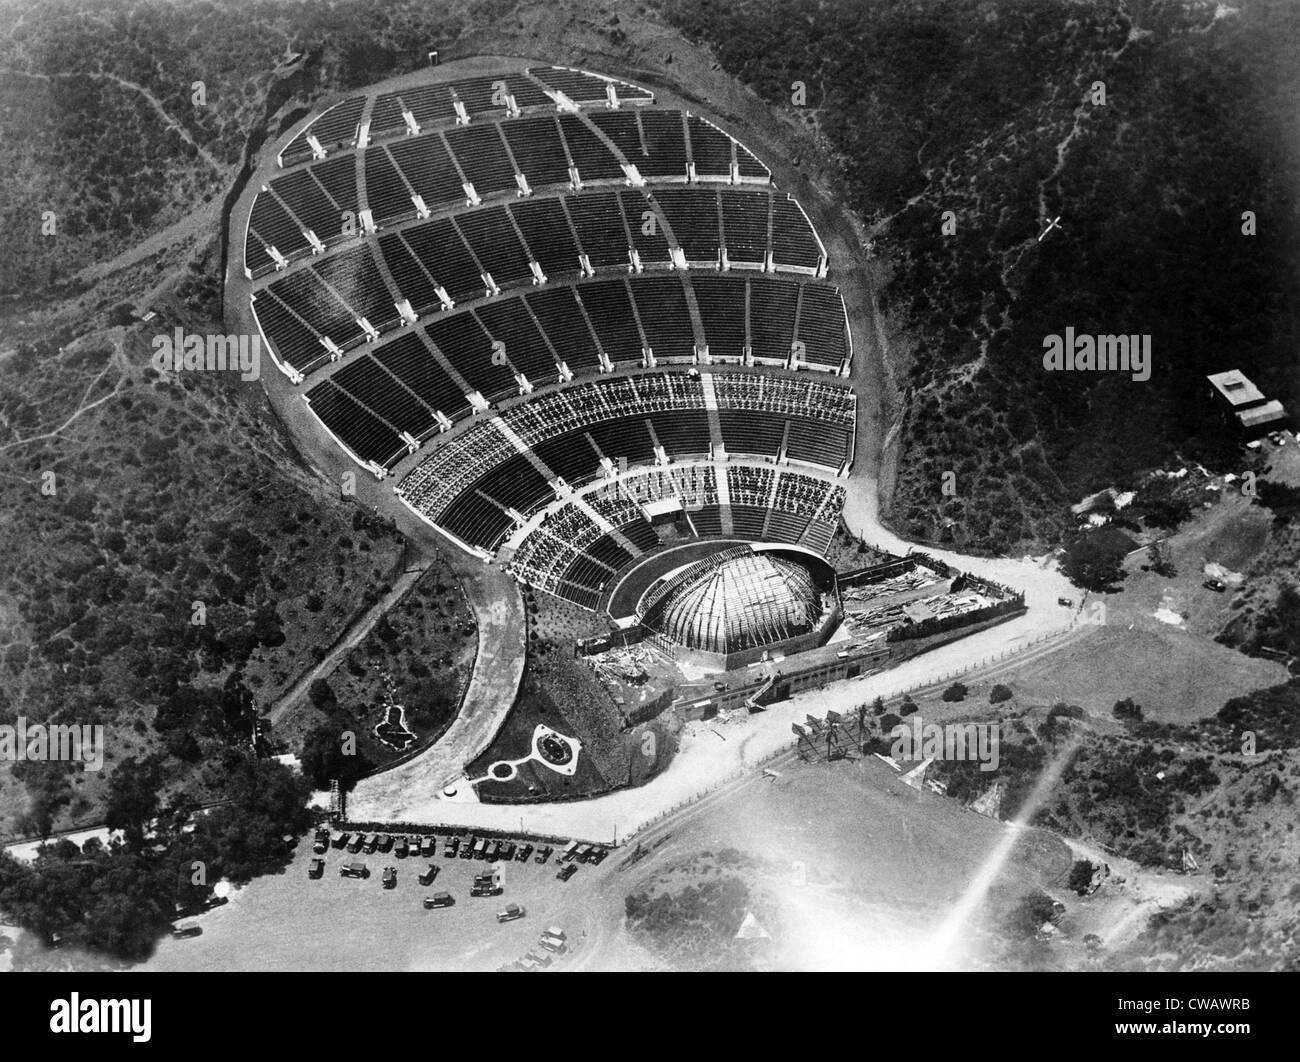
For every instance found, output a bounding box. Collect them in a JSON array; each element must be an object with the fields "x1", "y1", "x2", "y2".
[{"x1": 1207, "y1": 369, "x2": 1266, "y2": 407}]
